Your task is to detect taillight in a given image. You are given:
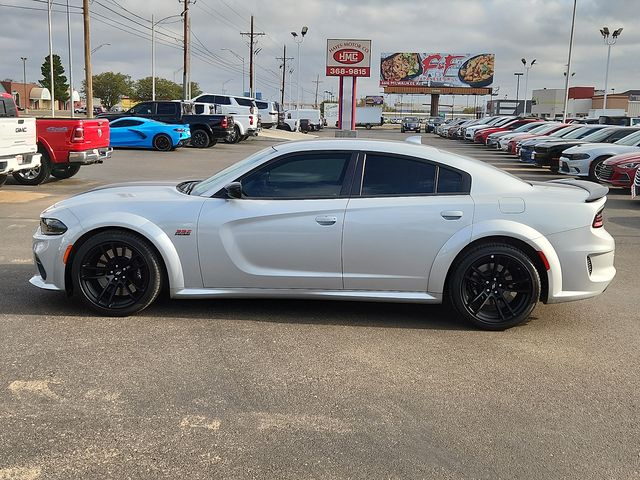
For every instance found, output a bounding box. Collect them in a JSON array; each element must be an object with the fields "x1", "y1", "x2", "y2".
[
  {"x1": 174, "y1": 128, "x2": 185, "y2": 132},
  {"x1": 592, "y1": 209, "x2": 604, "y2": 228},
  {"x1": 71, "y1": 126, "x2": 84, "y2": 142},
  {"x1": 249, "y1": 116, "x2": 254, "y2": 126},
  {"x1": 221, "y1": 117, "x2": 228, "y2": 129}
]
